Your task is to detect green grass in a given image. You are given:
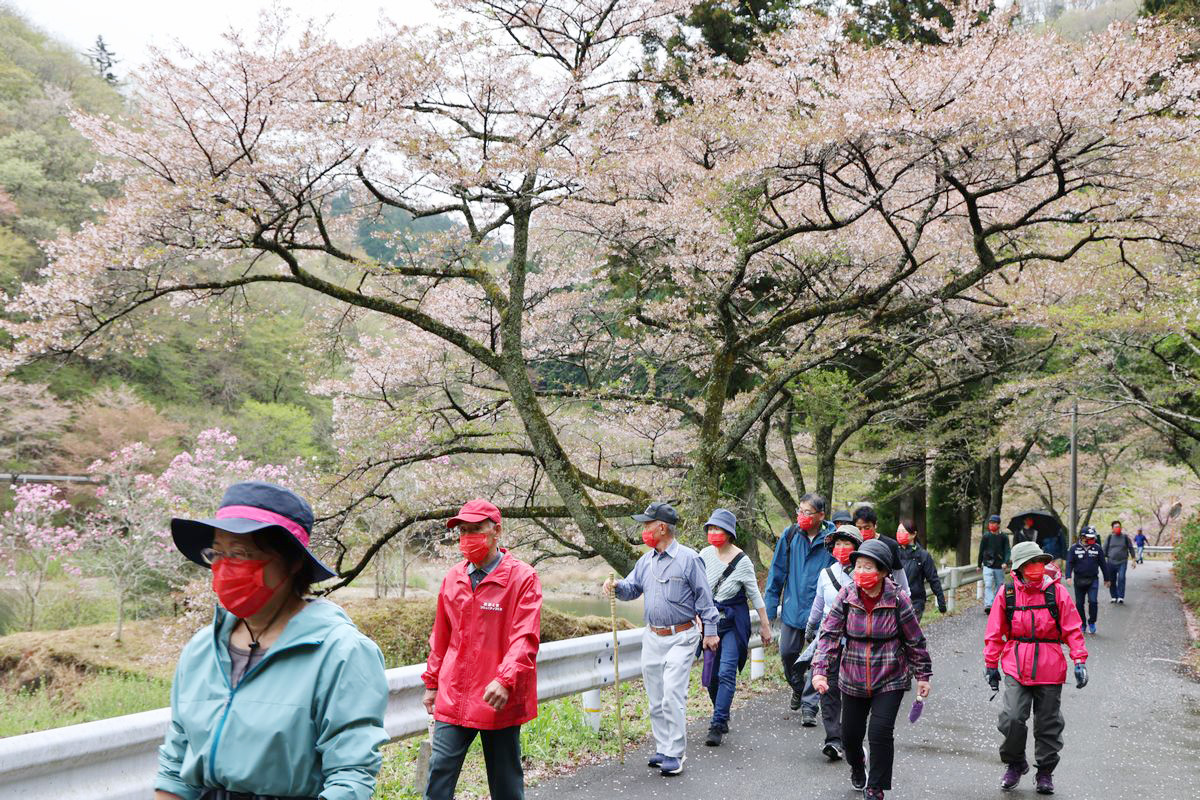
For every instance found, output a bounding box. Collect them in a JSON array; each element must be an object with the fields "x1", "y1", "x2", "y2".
[{"x1": 0, "y1": 671, "x2": 171, "y2": 738}]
